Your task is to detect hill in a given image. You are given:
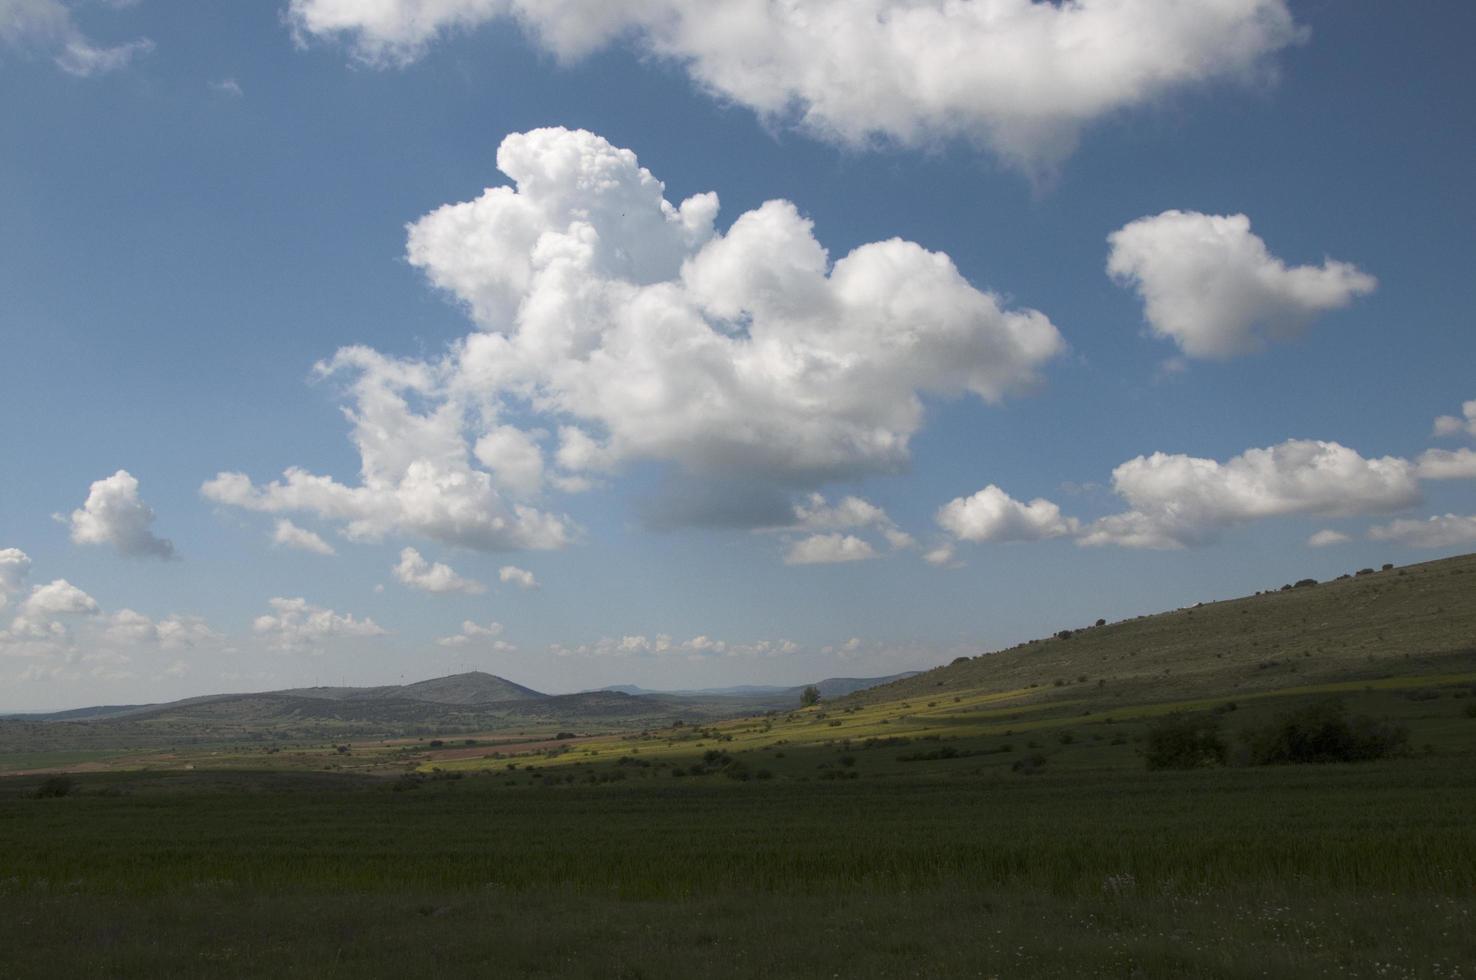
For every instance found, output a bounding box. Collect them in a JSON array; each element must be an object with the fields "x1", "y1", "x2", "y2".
[
  {"x1": 274, "y1": 671, "x2": 547, "y2": 706},
  {"x1": 845, "y1": 551, "x2": 1476, "y2": 712}
]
